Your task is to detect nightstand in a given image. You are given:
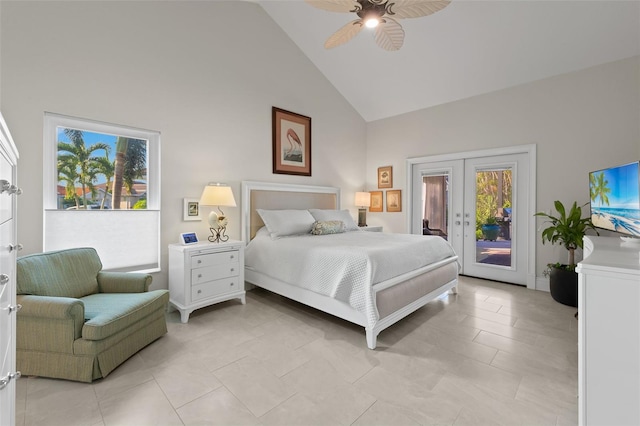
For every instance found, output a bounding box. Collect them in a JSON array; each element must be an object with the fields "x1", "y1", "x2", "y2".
[
  {"x1": 168, "y1": 240, "x2": 245, "y2": 323},
  {"x1": 360, "y1": 226, "x2": 383, "y2": 232}
]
